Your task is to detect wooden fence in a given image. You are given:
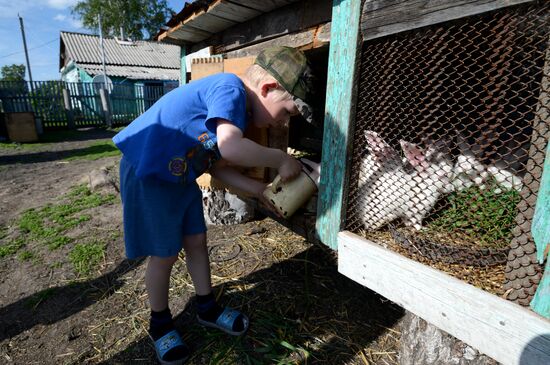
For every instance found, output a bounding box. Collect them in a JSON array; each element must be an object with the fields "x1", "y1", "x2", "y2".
[{"x1": 0, "y1": 81, "x2": 166, "y2": 130}]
